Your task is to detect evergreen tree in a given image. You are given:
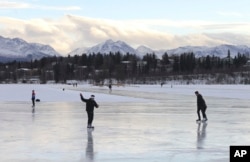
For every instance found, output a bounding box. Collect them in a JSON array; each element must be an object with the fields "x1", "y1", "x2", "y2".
[
  {"x1": 173, "y1": 55, "x2": 180, "y2": 72},
  {"x1": 162, "y1": 52, "x2": 170, "y2": 64}
]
